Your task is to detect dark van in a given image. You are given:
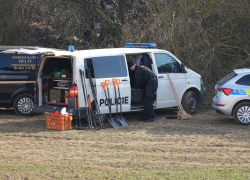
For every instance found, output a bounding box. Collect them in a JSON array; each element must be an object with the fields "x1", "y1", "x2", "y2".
[{"x1": 0, "y1": 46, "x2": 41, "y2": 116}]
